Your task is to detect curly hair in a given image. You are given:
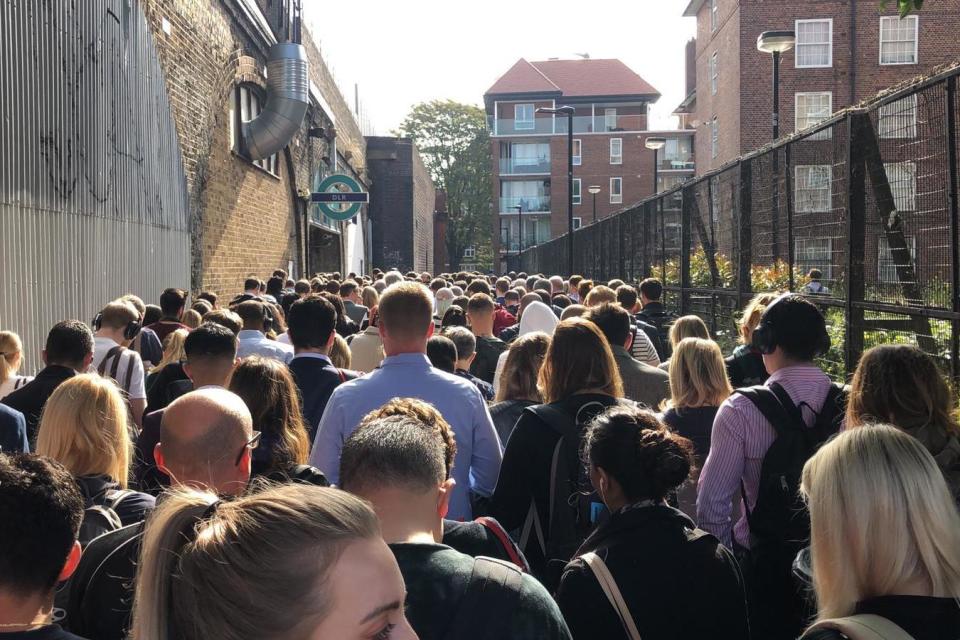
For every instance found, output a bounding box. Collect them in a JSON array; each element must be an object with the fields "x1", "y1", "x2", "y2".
[{"x1": 360, "y1": 398, "x2": 457, "y2": 478}]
